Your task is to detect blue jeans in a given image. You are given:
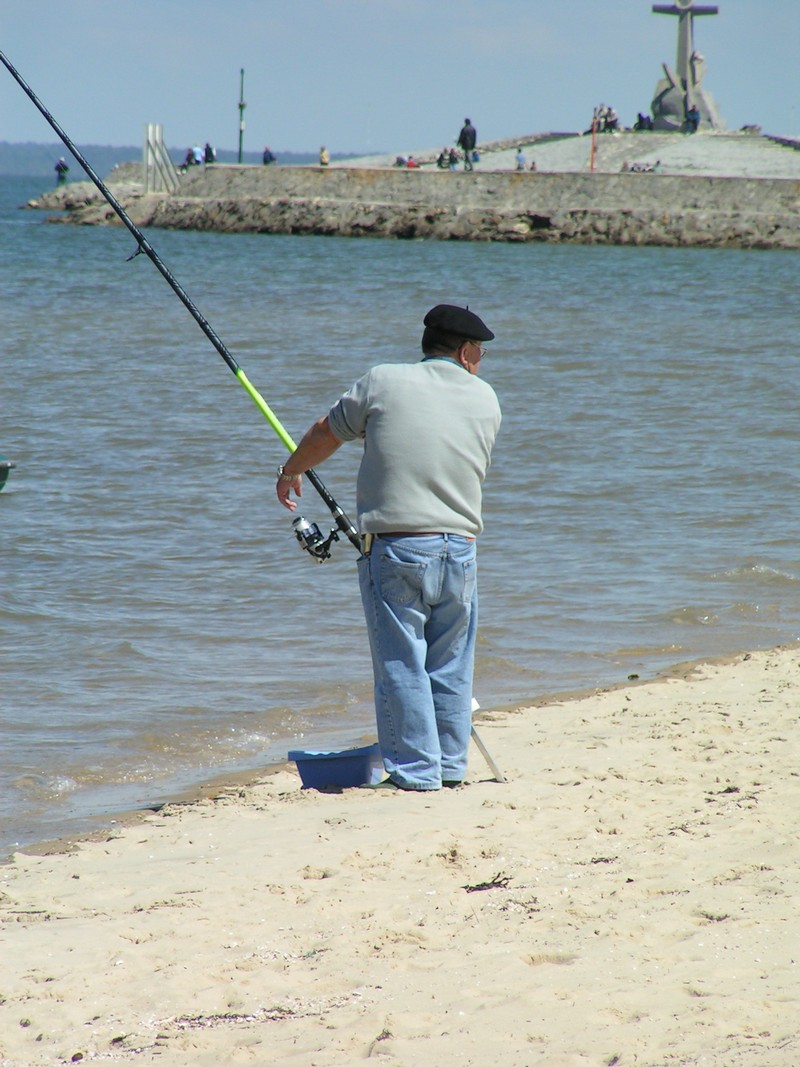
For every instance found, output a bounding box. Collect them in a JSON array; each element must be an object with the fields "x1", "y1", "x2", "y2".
[{"x1": 357, "y1": 534, "x2": 477, "y2": 789}]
